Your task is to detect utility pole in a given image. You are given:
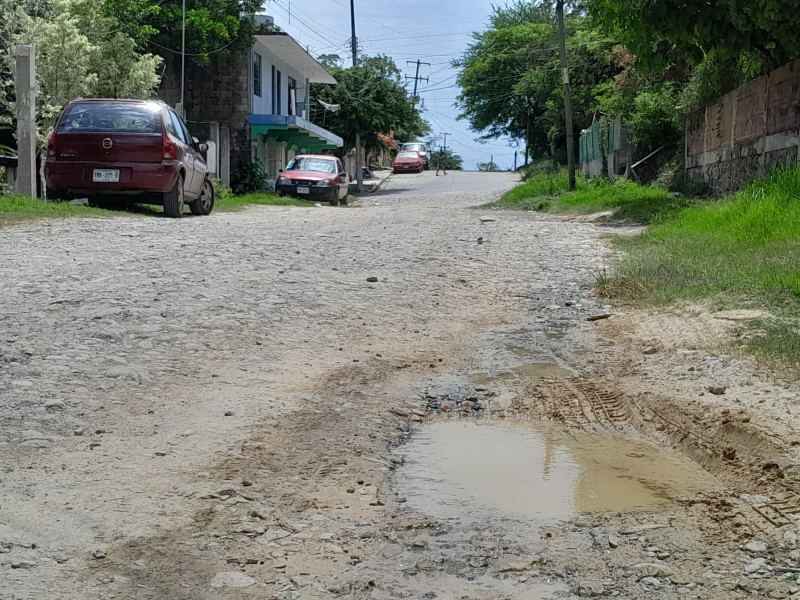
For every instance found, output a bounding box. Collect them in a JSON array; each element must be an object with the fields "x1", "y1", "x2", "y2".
[
  {"x1": 406, "y1": 60, "x2": 430, "y2": 106},
  {"x1": 440, "y1": 132, "x2": 449, "y2": 154},
  {"x1": 350, "y1": 0, "x2": 362, "y2": 192},
  {"x1": 180, "y1": 0, "x2": 185, "y2": 117},
  {"x1": 556, "y1": 0, "x2": 576, "y2": 190},
  {"x1": 514, "y1": 150, "x2": 518, "y2": 171}
]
